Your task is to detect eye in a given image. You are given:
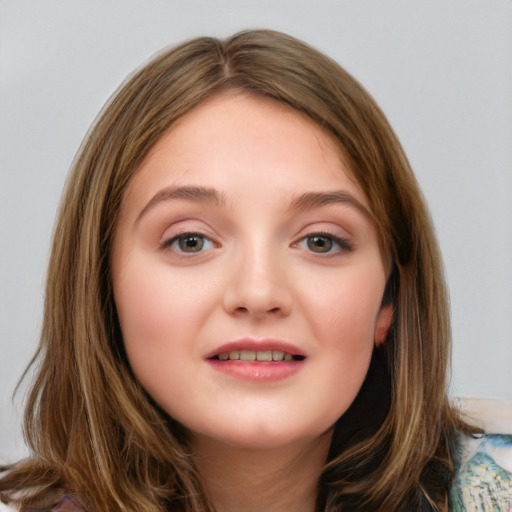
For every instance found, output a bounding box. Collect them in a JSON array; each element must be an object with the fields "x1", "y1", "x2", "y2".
[
  {"x1": 298, "y1": 232, "x2": 353, "y2": 254},
  {"x1": 162, "y1": 233, "x2": 216, "y2": 253}
]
